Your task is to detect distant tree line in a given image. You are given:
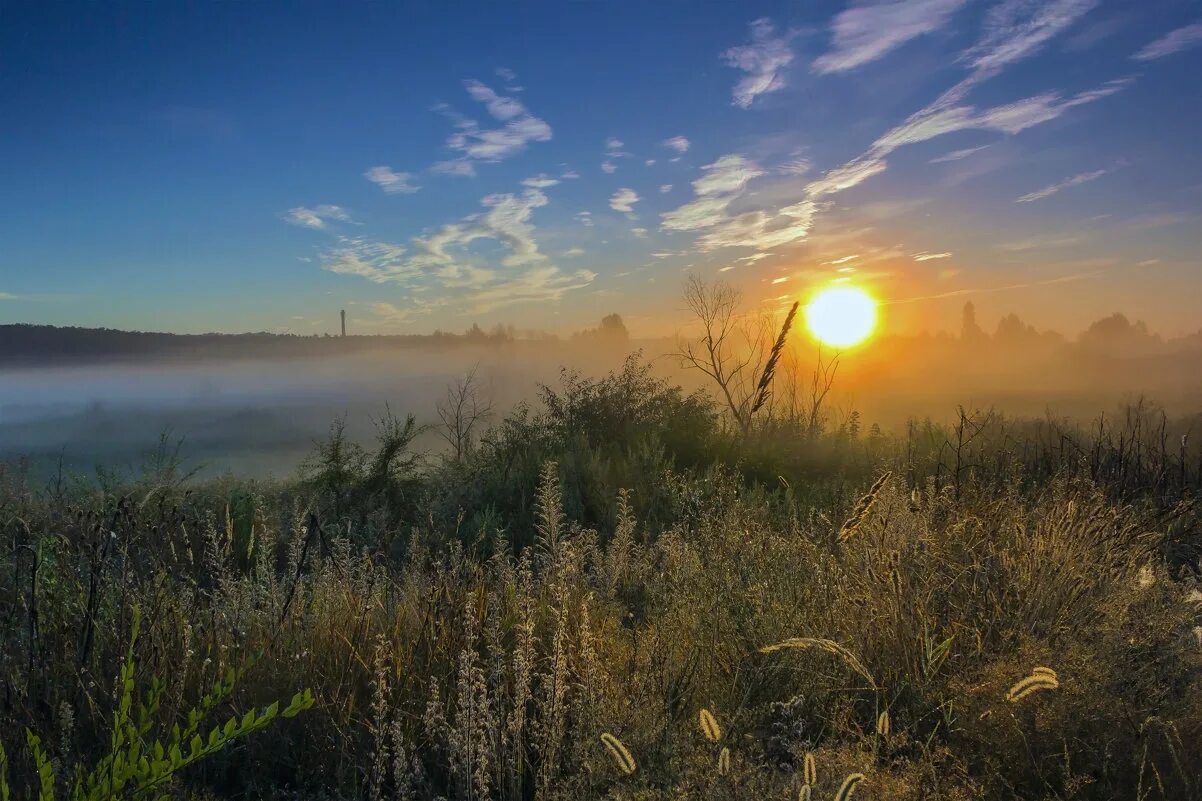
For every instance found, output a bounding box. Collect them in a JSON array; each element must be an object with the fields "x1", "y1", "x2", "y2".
[{"x1": 0, "y1": 314, "x2": 635, "y2": 367}]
